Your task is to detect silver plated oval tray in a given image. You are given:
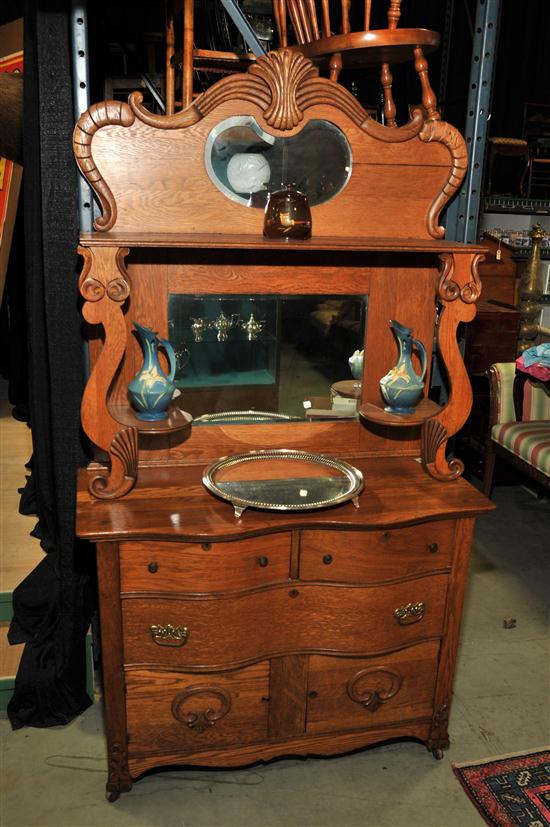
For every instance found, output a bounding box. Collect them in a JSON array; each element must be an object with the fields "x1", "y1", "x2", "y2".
[{"x1": 202, "y1": 449, "x2": 364, "y2": 518}]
